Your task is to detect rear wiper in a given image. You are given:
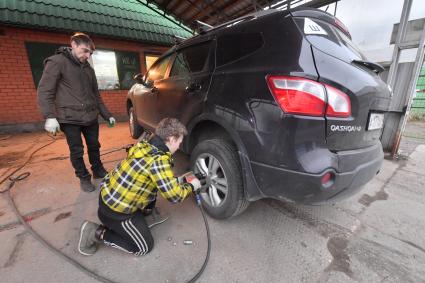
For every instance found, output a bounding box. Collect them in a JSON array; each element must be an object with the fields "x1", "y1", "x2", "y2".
[{"x1": 352, "y1": 59, "x2": 385, "y2": 74}]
